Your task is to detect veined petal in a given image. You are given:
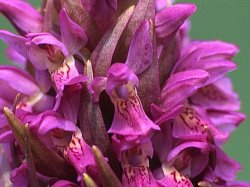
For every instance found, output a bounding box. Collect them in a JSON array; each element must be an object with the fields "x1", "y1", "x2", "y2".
[
  {"x1": 181, "y1": 40, "x2": 239, "y2": 59},
  {"x1": 172, "y1": 105, "x2": 229, "y2": 142},
  {"x1": 0, "y1": 66, "x2": 40, "y2": 96},
  {"x1": 0, "y1": 30, "x2": 28, "y2": 58},
  {"x1": 0, "y1": 0, "x2": 43, "y2": 34},
  {"x1": 167, "y1": 141, "x2": 210, "y2": 162},
  {"x1": 166, "y1": 141, "x2": 211, "y2": 178},
  {"x1": 106, "y1": 63, "x2": 159, "y2": 136},
  {"x1": 125, "y1": 20, "x2": 153, "y2": 75},
  {"x1": 173, "y1": 41, "x2": 238, "y2": 84},
  {"x1": 156, "y1": 165, "x2": 193, "y2": 187},
  {"x1": 27, "y1": 32, "x2": 69, "y2": 70},
  {"x1": 26, "y1": 111, "x2": 76, "y2": 135},
  {"x1": 152, "y1": 124, "x2": 172, "y2": 162},
  {"x1": 121, "y1": 145, "x2": 158, "y2": 187},
  {"x1": 214, "y1": 147, "x2": 241, "y2": 181},
  {"x1": 64, "y1": 129, "x2": 95, "y2": 178},
  {"x1": 208, "y1": 110, "x2": 245, "y2": 134},
  {"x1": 191, "y1": 77, "x2": 240, "y2": 111},
  {"x1": 60, "y1": 9, "x2": 88, "y2": 54},
  {"x1": 155, "y1": 70, "x2": 209, "y2": 124},
  {"x1": 51, "y1": 56, "x2": 83, "y2": 93},
  {"x1": 161, "y1": 70, "x2": 209, "y2": 110},
  {"x1": 60, "y1": 88, "x2": 81, "y2": 124},
  {"x1": 6, "y1": 47, "x2": 27, "y2": 66},
  {"x1": 226, "y1": 181, "x2": 250, "y2": 187},
  {"x1": 62, "y1": 0, "x2": 100, "y2": 50},
  {"x1": 155, "y1": 3, "x2": 196, "y2": 44}
]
